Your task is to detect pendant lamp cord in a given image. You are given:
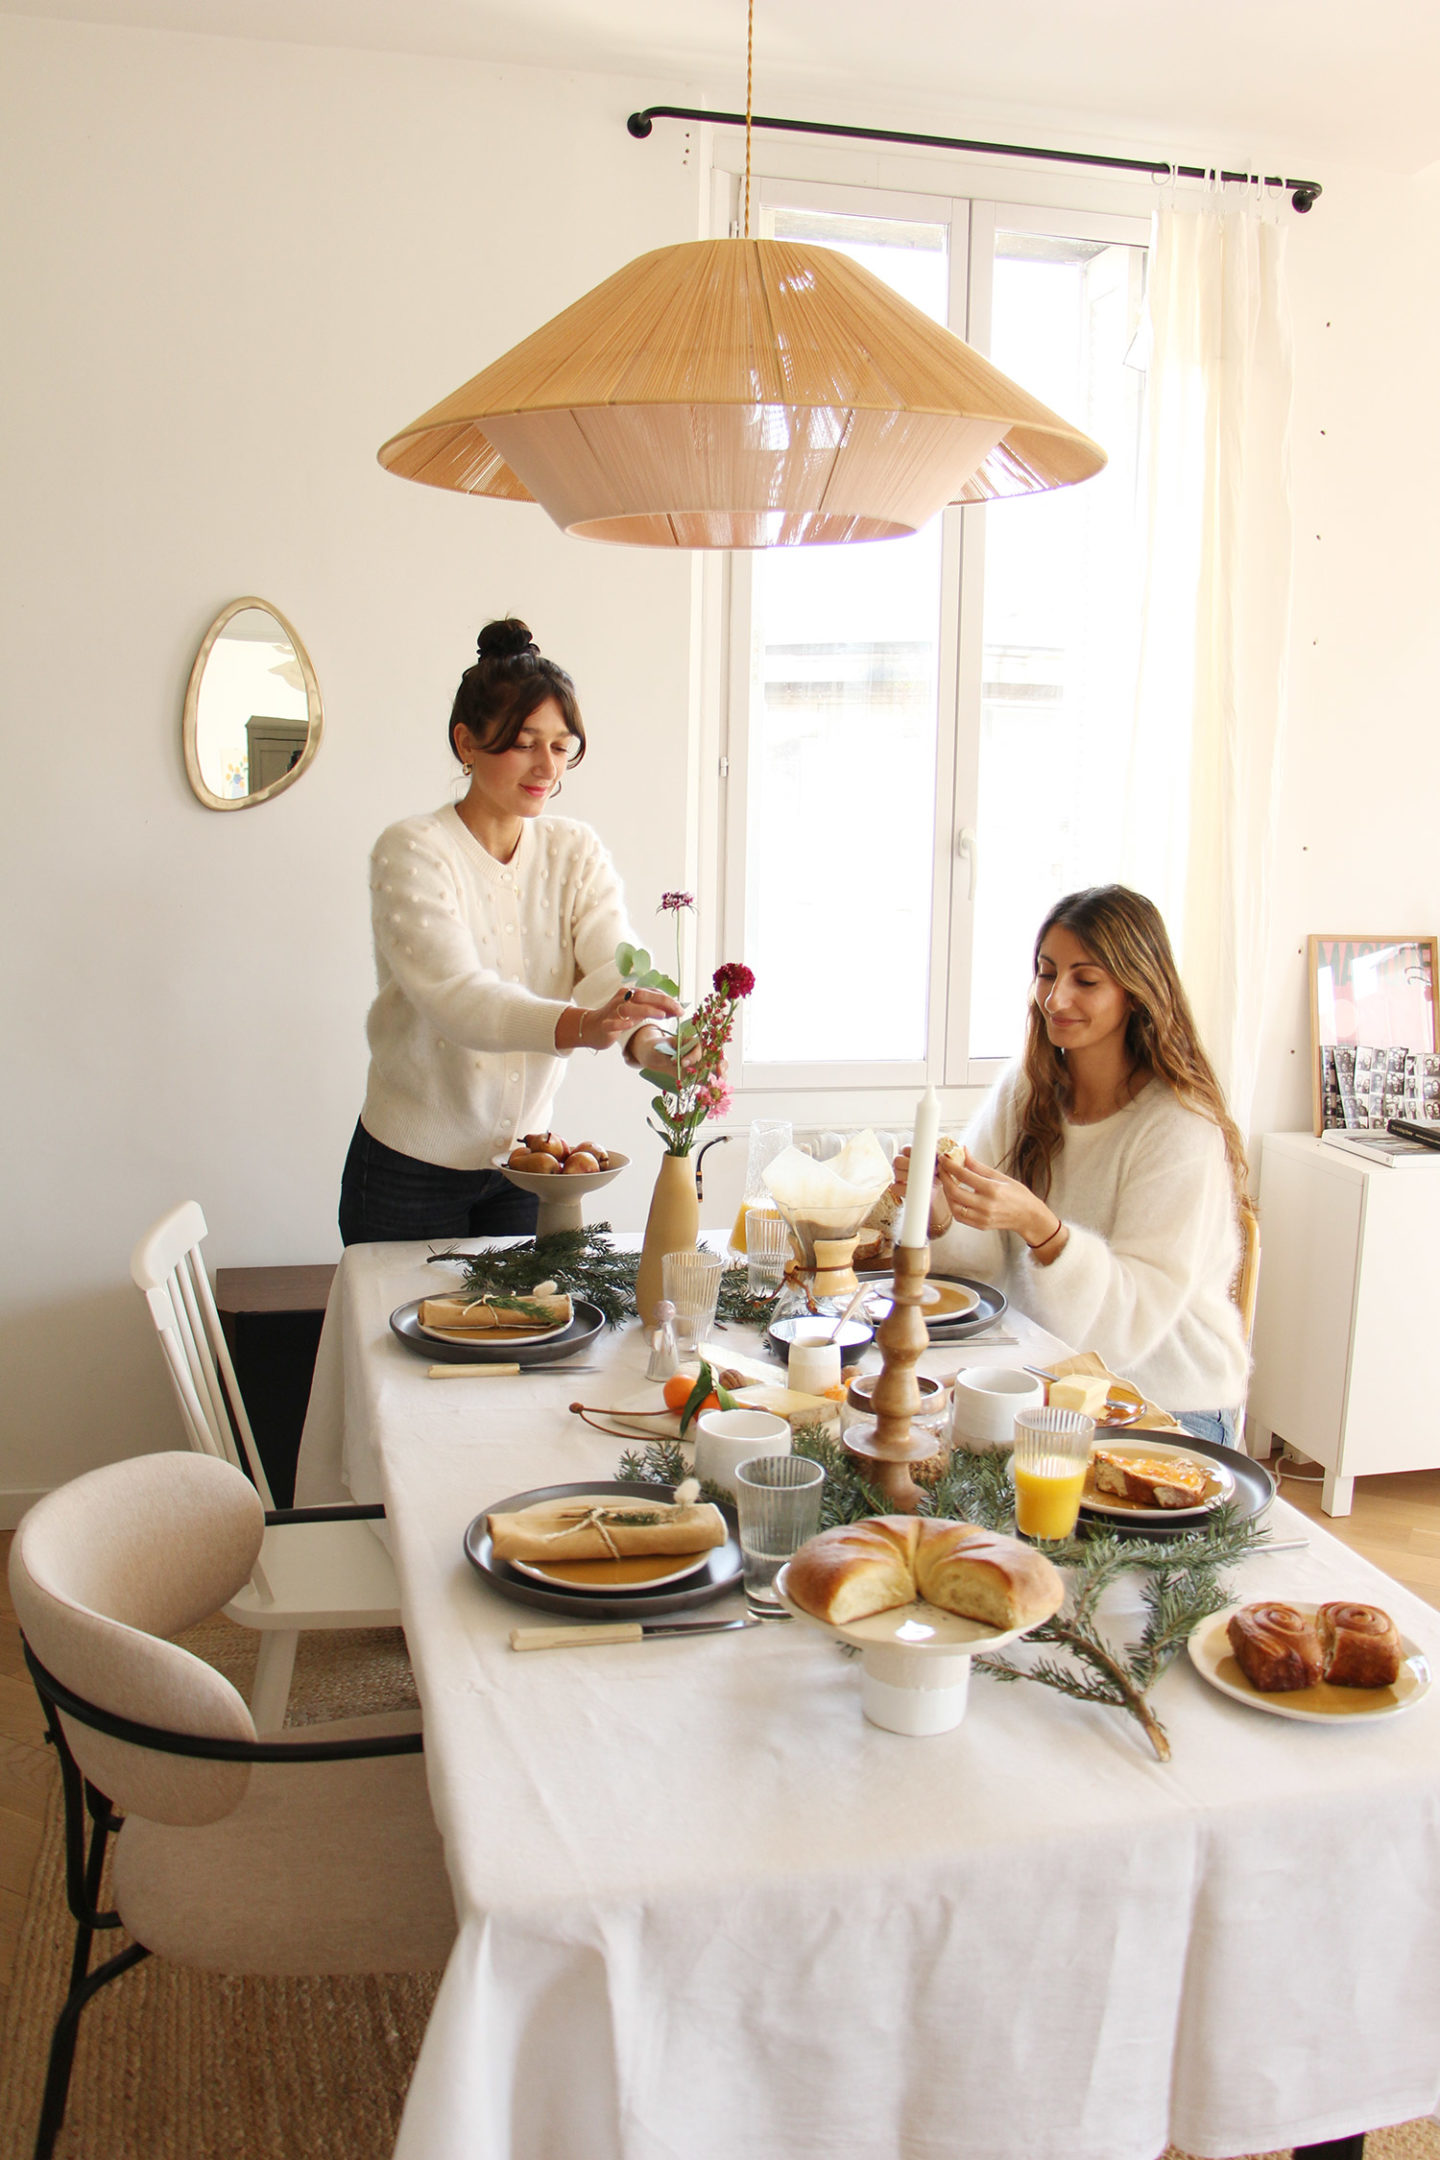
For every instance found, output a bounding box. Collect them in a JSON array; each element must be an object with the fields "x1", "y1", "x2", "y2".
[{"x1": 744, "y1": 0, "x2": 754, "y2": 238}]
